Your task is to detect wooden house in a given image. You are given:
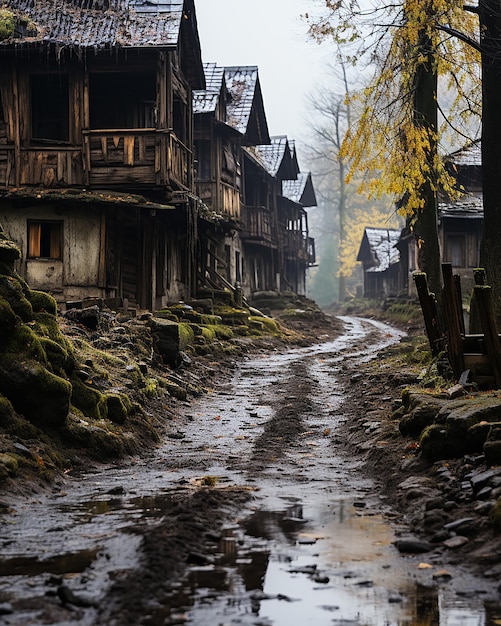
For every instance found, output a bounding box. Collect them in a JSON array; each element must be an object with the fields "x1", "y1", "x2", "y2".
[
  {"x1": 397, "y1": 141, "x2": 483, "y2": 298},
  {"x1": 281, "y1": 171, "x2": 317, "y2": 295},
  {"x1": 0, "y1": 0, "x2": 205, "y2": 310},
  {"x1": 357, "y1": 227, "x2": 401, "y2": 298},
  {"x1": 242, "y1": 135, "x2": 299, "y2": 294}
]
